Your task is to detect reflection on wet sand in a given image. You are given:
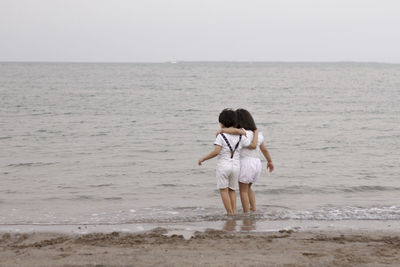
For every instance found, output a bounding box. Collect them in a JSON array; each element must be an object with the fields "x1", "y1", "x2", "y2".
[
  {"x1": 240, "y1": 216, "x2": 256, "y2": 231},
  {"x1": 223, "y1": 218, "x2": 237, "y2": 231},
  {"x1": 222, "y1": 215, "x2": 257, "y2": 232}
]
